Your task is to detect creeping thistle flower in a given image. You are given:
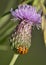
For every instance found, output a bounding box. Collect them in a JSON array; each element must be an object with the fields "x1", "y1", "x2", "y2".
[{"x1": 10, "y1": 4, "x2": 41, "y2": 54}]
